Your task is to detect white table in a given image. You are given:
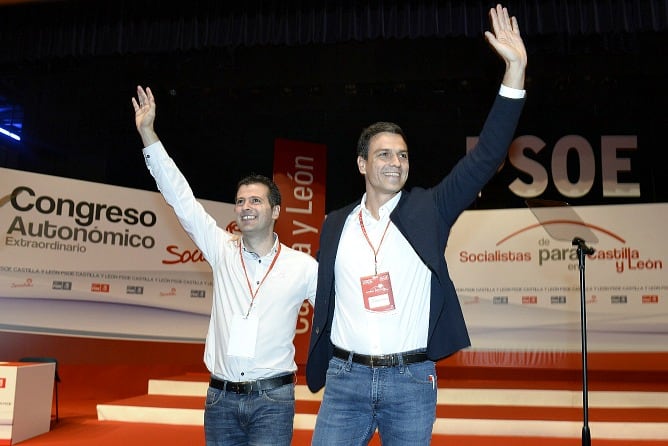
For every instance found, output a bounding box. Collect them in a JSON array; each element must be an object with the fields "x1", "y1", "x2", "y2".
[{"x1": 0, "y1": 361, "x2": 55, "y2": 444}]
